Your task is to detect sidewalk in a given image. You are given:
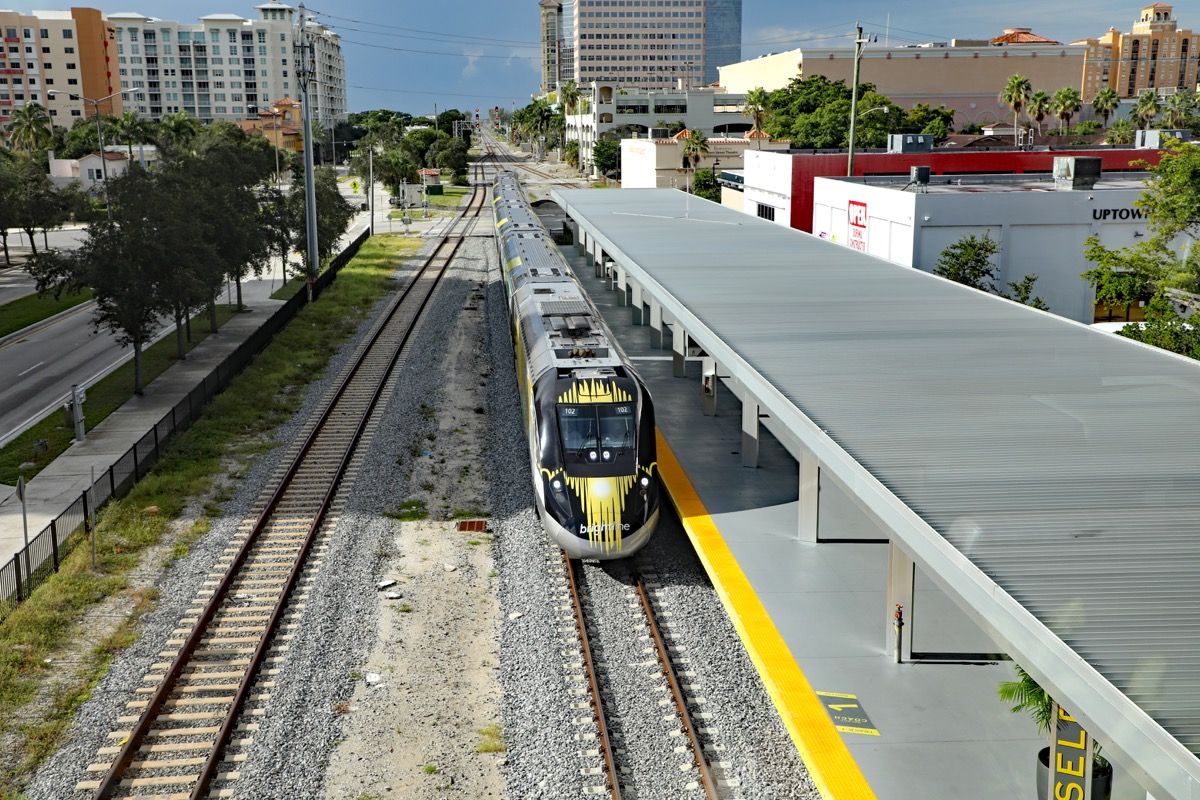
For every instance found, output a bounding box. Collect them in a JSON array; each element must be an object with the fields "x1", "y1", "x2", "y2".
[
  {"x1": 0, "y1": 184, "x2": 464, "y2": 585},
  {"x1": 0, "y1": 294, "x2": 283, "y2": 566}
]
